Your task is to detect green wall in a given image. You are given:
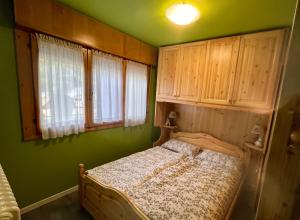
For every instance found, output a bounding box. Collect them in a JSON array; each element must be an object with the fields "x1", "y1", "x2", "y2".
[
  {"x1": 0, "y1": 0, "x2": 297, "y2": 209},
  {"x1": 58, "y1": 0, "x2": 297, "y2": 46},
  {"x1": 0, "y1": 0, "x2": 159, "y2": 208}
]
